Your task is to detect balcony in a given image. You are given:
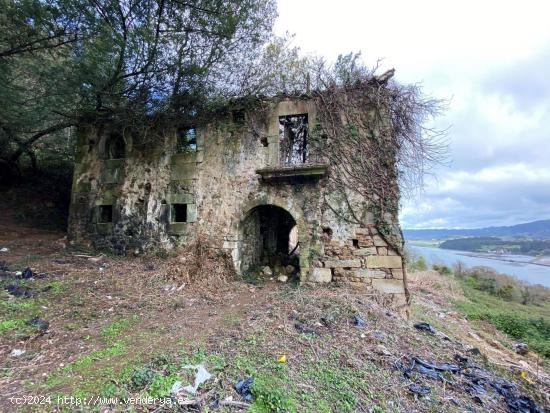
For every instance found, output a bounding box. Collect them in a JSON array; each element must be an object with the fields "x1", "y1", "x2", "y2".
[{"x1": 256, "y1": 163, "x2": 328, "y2": 182}]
